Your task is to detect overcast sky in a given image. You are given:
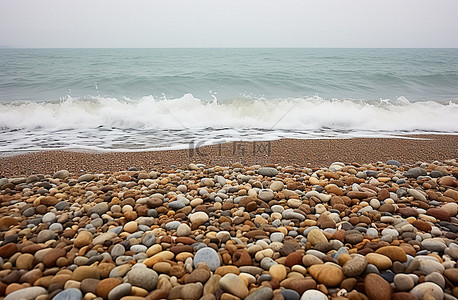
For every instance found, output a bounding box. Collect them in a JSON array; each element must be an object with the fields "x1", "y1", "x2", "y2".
[{"x1": 1, "y1": 0, "x2": 457, "y2": 48}]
